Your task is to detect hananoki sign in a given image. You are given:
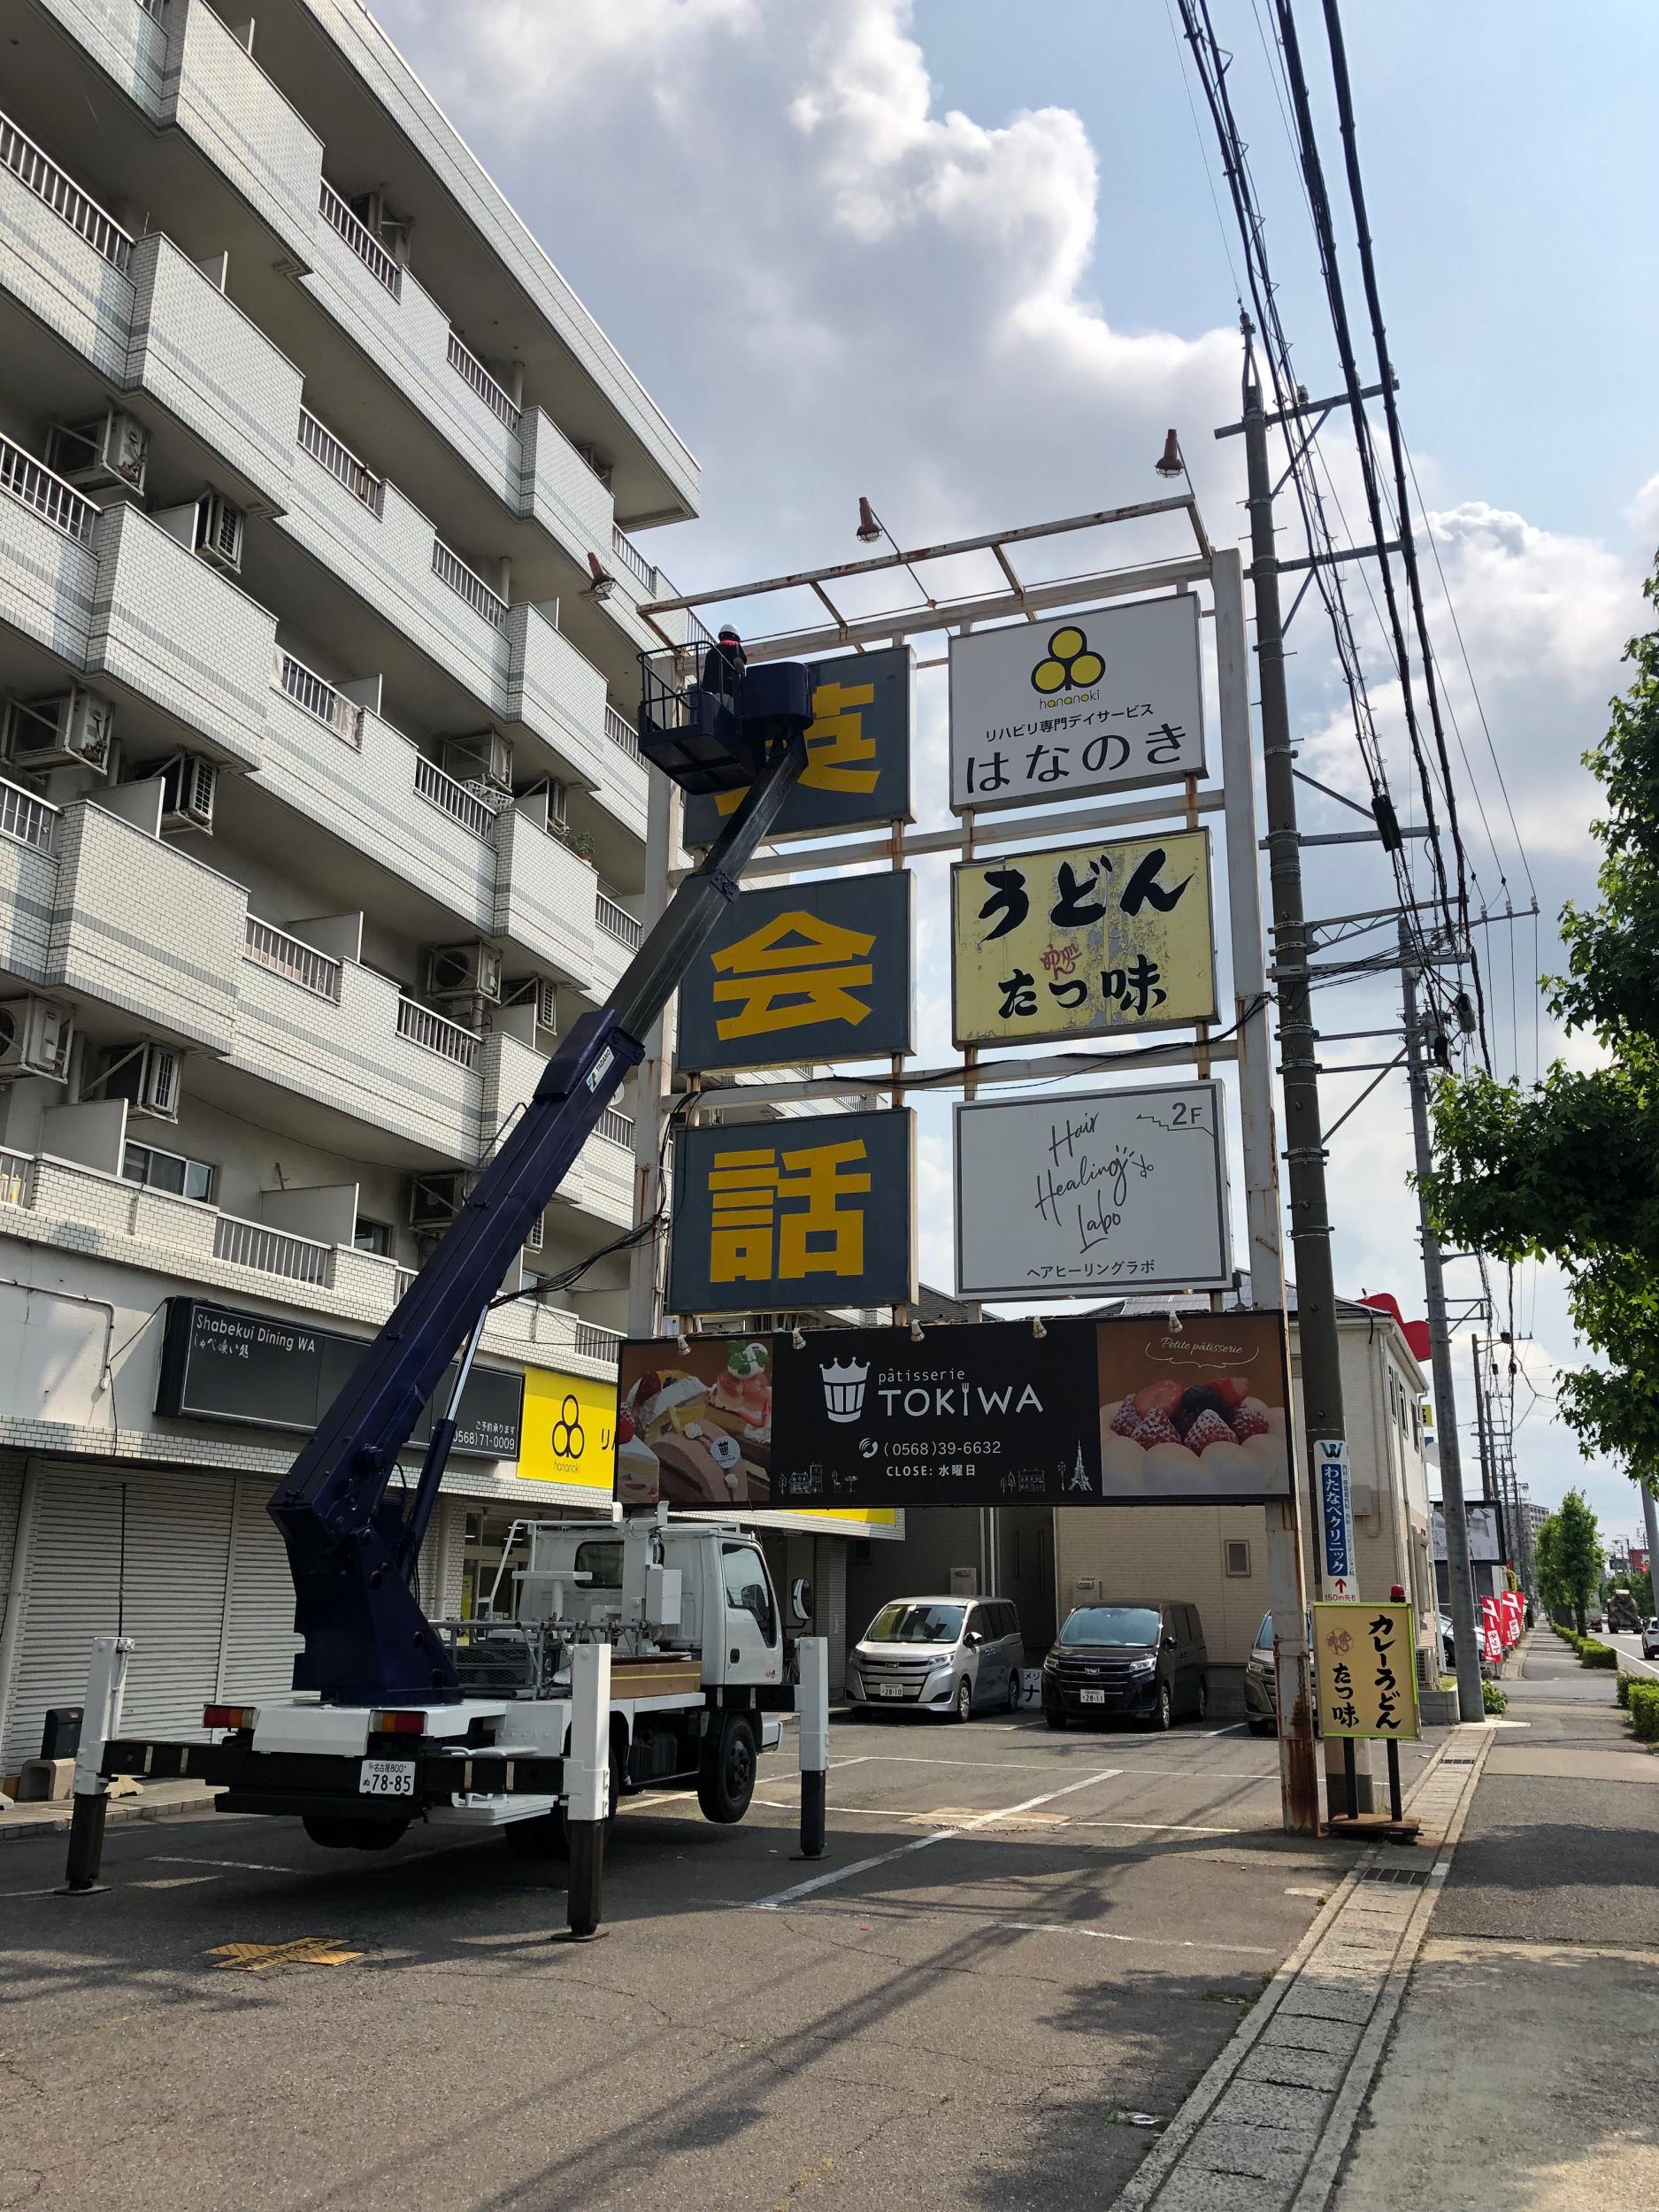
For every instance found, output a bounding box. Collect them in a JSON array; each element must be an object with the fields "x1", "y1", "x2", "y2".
[
  {"x1": 951, "y1": 828, "x2": 1216, "y2": 1047},
  {"x1": 667, "y1": 1108, "x2": 916, "y2": 1316},
  {"x1": 682, "y1": 646, "x2": 912, "y2": 847},
  {"x1": 611, "y1": 1310, "x2": 1293, "y2": 1511},
  {"x1": 676, "y1": 872, "x2": 913, "y2": 1073},
  {"x1": 948, "y1": 594, "x2": 1205, "y2": 813}
]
